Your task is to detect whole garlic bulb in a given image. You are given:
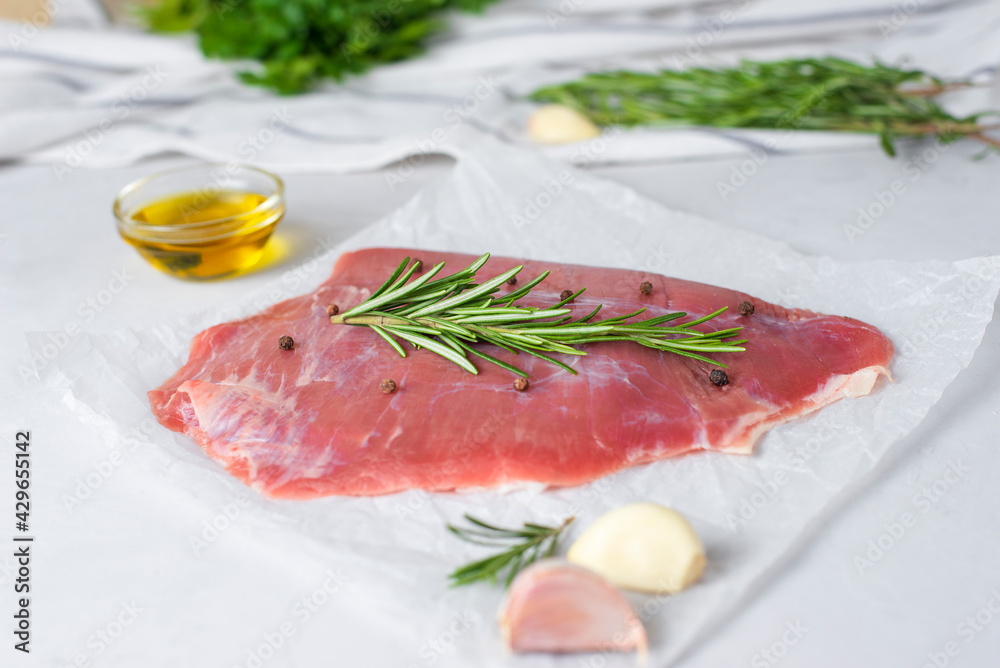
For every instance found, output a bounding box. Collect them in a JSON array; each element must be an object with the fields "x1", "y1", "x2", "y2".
[
  {"x1": 528, "y1": 104, "x2": 601, "y2": 144},
  {"x1": 567, "y1": 502, "x2": 706, "y2": 594}
]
